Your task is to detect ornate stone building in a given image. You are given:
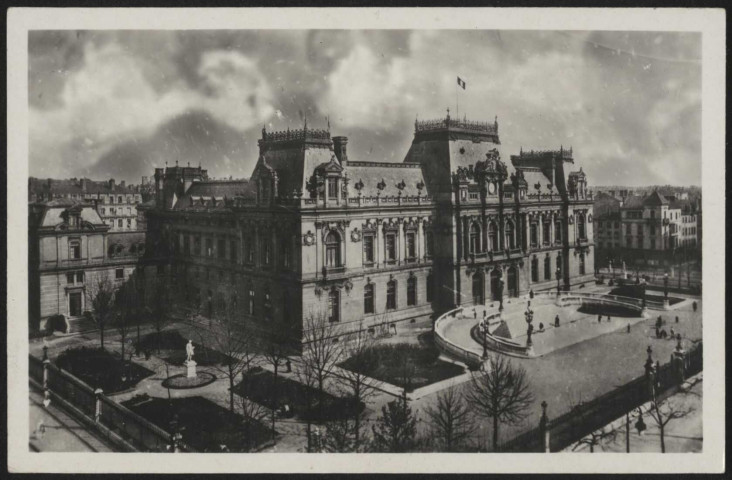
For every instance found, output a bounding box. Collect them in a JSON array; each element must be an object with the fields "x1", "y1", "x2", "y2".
[
  {"x1": 143, "y1": 113, "x2": 595, "y2": 340},
  {"x1": 28, "y1": 199, "x2": 146, "y2": 332}
]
